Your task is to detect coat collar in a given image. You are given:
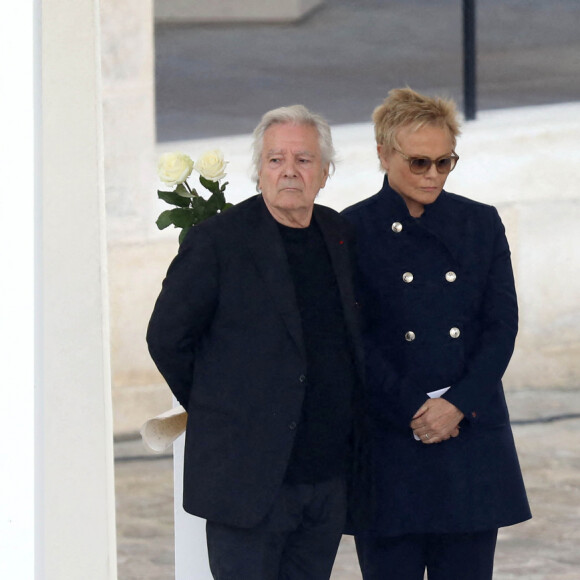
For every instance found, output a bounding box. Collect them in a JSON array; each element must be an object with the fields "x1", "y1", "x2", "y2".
[{"x1": 377, "y1": 175, "x2": 467, "y2": 264}]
